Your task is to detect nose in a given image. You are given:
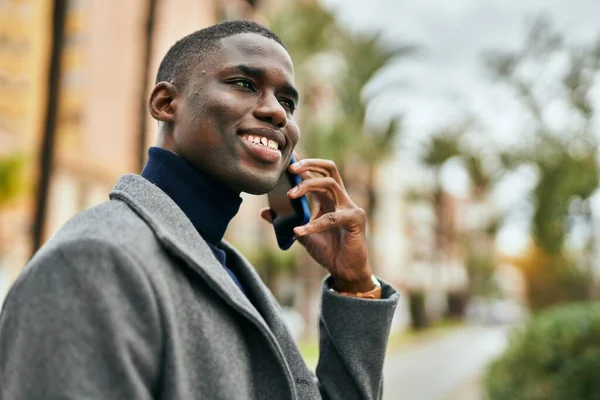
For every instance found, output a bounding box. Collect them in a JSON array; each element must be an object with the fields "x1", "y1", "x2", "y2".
[{"x1": 253, "y1": 93, "x2": 288, "y2": 129}]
